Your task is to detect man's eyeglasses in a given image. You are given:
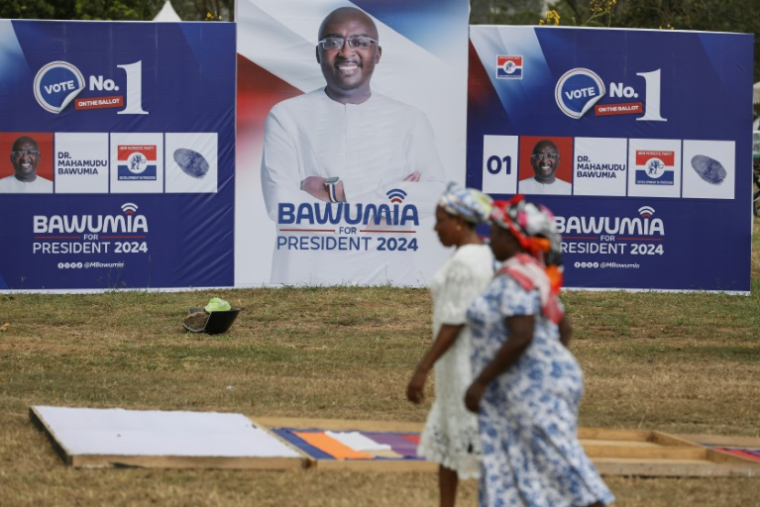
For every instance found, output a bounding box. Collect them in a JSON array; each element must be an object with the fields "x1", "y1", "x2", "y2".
[
  {"x1": 318, "y1": 36, "x2": 378, "y2": 51},
  {"x1": 12, "y1": 149, "x2": 40, "y2": 158},
  {"x1": 531, "y1": 153, "x2": 559, "y2": 161}
]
